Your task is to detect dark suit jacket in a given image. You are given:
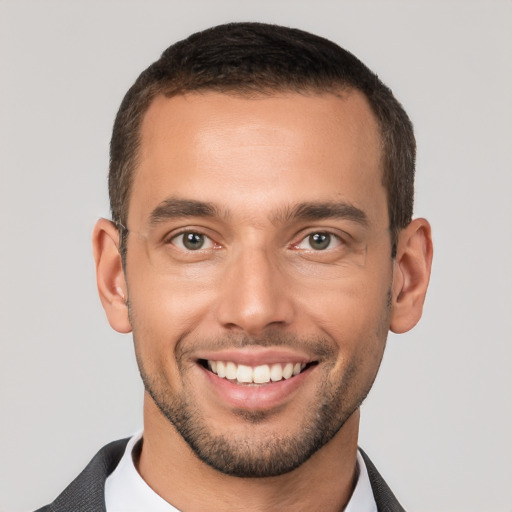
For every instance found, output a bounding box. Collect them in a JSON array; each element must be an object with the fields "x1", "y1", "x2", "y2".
[{"x1": 35, "y1": 439, "x2": 405, "y2": 512}]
